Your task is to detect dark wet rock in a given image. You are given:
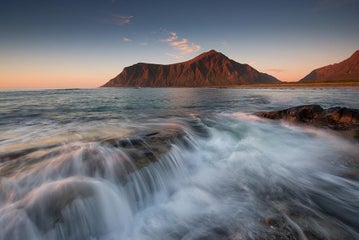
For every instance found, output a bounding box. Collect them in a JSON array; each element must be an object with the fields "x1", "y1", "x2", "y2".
[
  {"x1": 0, "y1": 143, "x2": 61, "y2": 163},
  {"x1": 256, "y1": 105, "x2": 359, "y2": 140},
  {"x1": 258, "y1": 204, "x2": 358, "y2": 240},
  {"x1": 0, "y1": 145, "x2": 82, "y2": 178},
  {"x1": 5, "y1": 177, "x2": 126, "y2": 240},
  {"x1": 193, "y1": 227, "x2": 230, "y2": 240},
  {"x1": 262, "y1": 219, "x2": 296, "y2": 239},
  {"x1": 101, "y1": 125, "x2": 189, "y2": 170},
  {"x1": 0, "y1": 123, "x2": 195, "y2": 180},
  {"x1": 256, "y1": 105, "x2": 325, "y2": 122},
  {"x1": 340, "y1": 169, "x2": 359, "y2": 180},
  {"x1": 20, "y1": 178, "x2": 95, "y2": 232},
  {"x1": 264, "y1": 217, "x2": 281, "y2": 227},
  {"x1": 144, "y1": 132, "x2": 160, "y2": 137},
  {"x1": 185, "y1": 118, "x2": 211, "y2": 138},
  {"x1": 104, "y1": 138, "x2": 145, "y2": 148}
]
